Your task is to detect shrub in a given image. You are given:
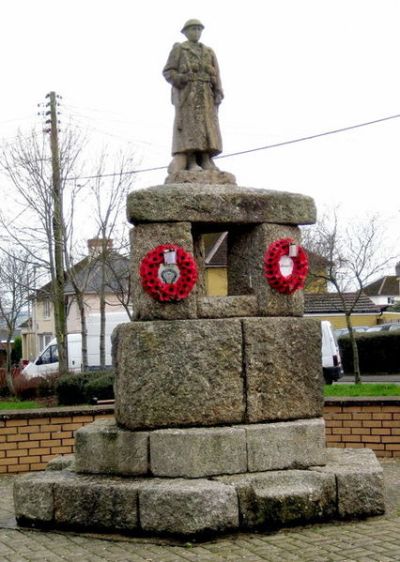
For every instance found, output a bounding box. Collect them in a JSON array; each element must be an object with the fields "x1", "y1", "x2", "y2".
[
  {"x1": 339, "y1": 331, "x2": 400, "y2": 374},
  {"x1": 84, "y1": 372, "x2": 114, "y2": 402},
  {"x1": 55, "y1": 371, "x2": 114, "y2": 405}
]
